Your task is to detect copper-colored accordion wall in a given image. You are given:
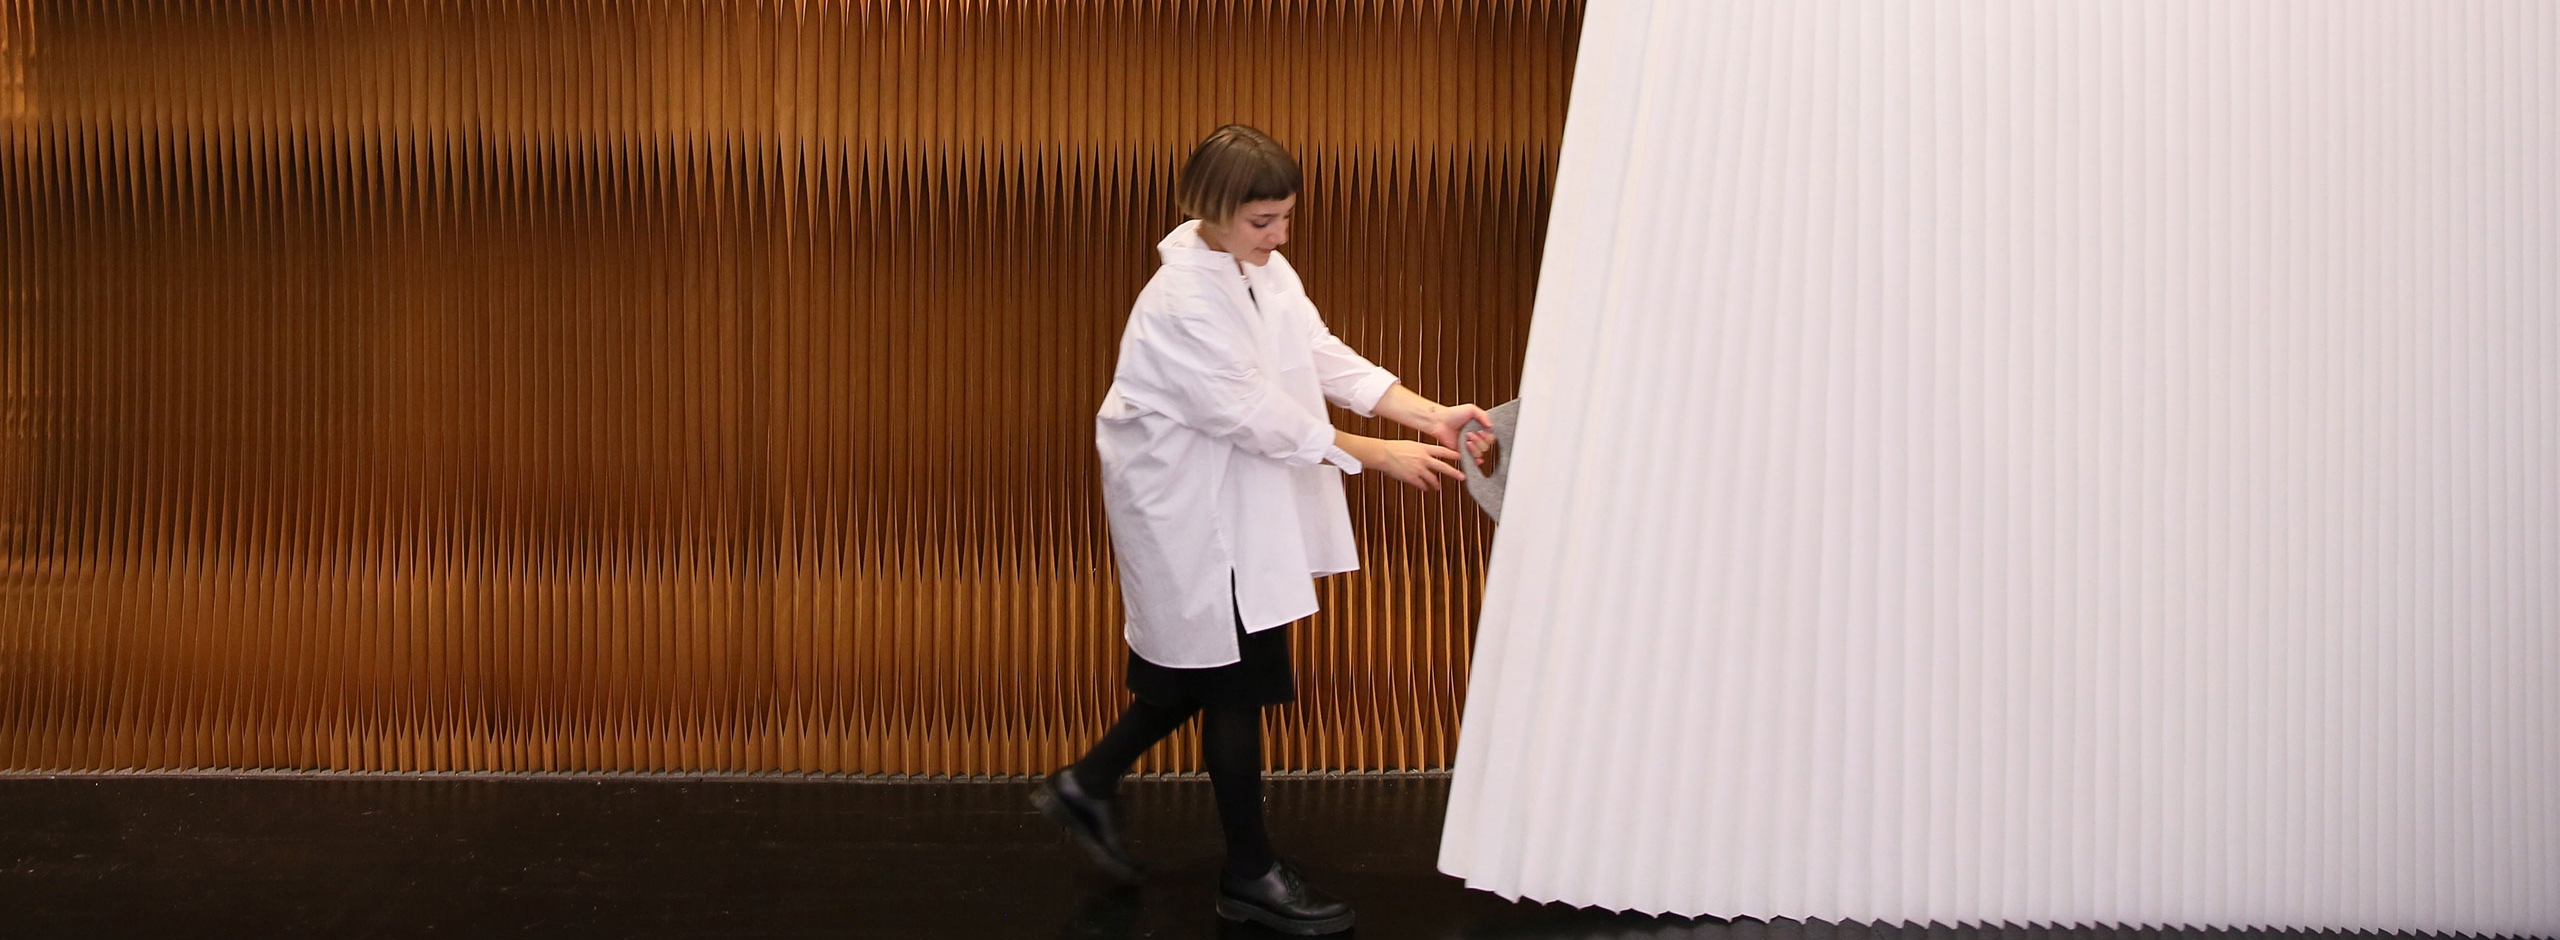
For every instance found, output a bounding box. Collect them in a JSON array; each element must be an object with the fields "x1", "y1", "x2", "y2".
[{"x1": 0, "y1": 3, "x2": 1580, "y2": 774}]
